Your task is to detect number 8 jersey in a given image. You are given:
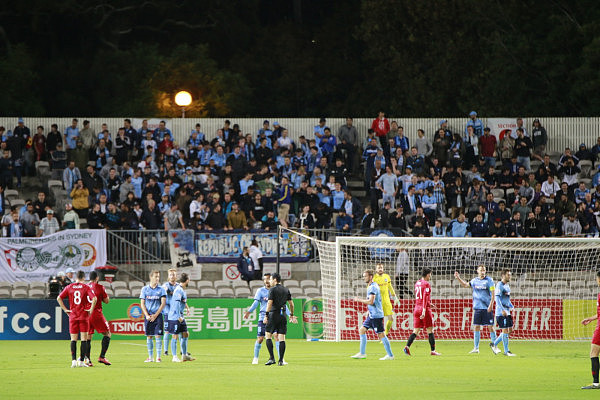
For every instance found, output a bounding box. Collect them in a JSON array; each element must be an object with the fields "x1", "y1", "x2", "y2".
[
  {"x1": 59, "y1": 282, "x2": 94, "y2": 320},
  {"x1": 414, "y1": 279, "x2": 432, "y2": 312}
]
